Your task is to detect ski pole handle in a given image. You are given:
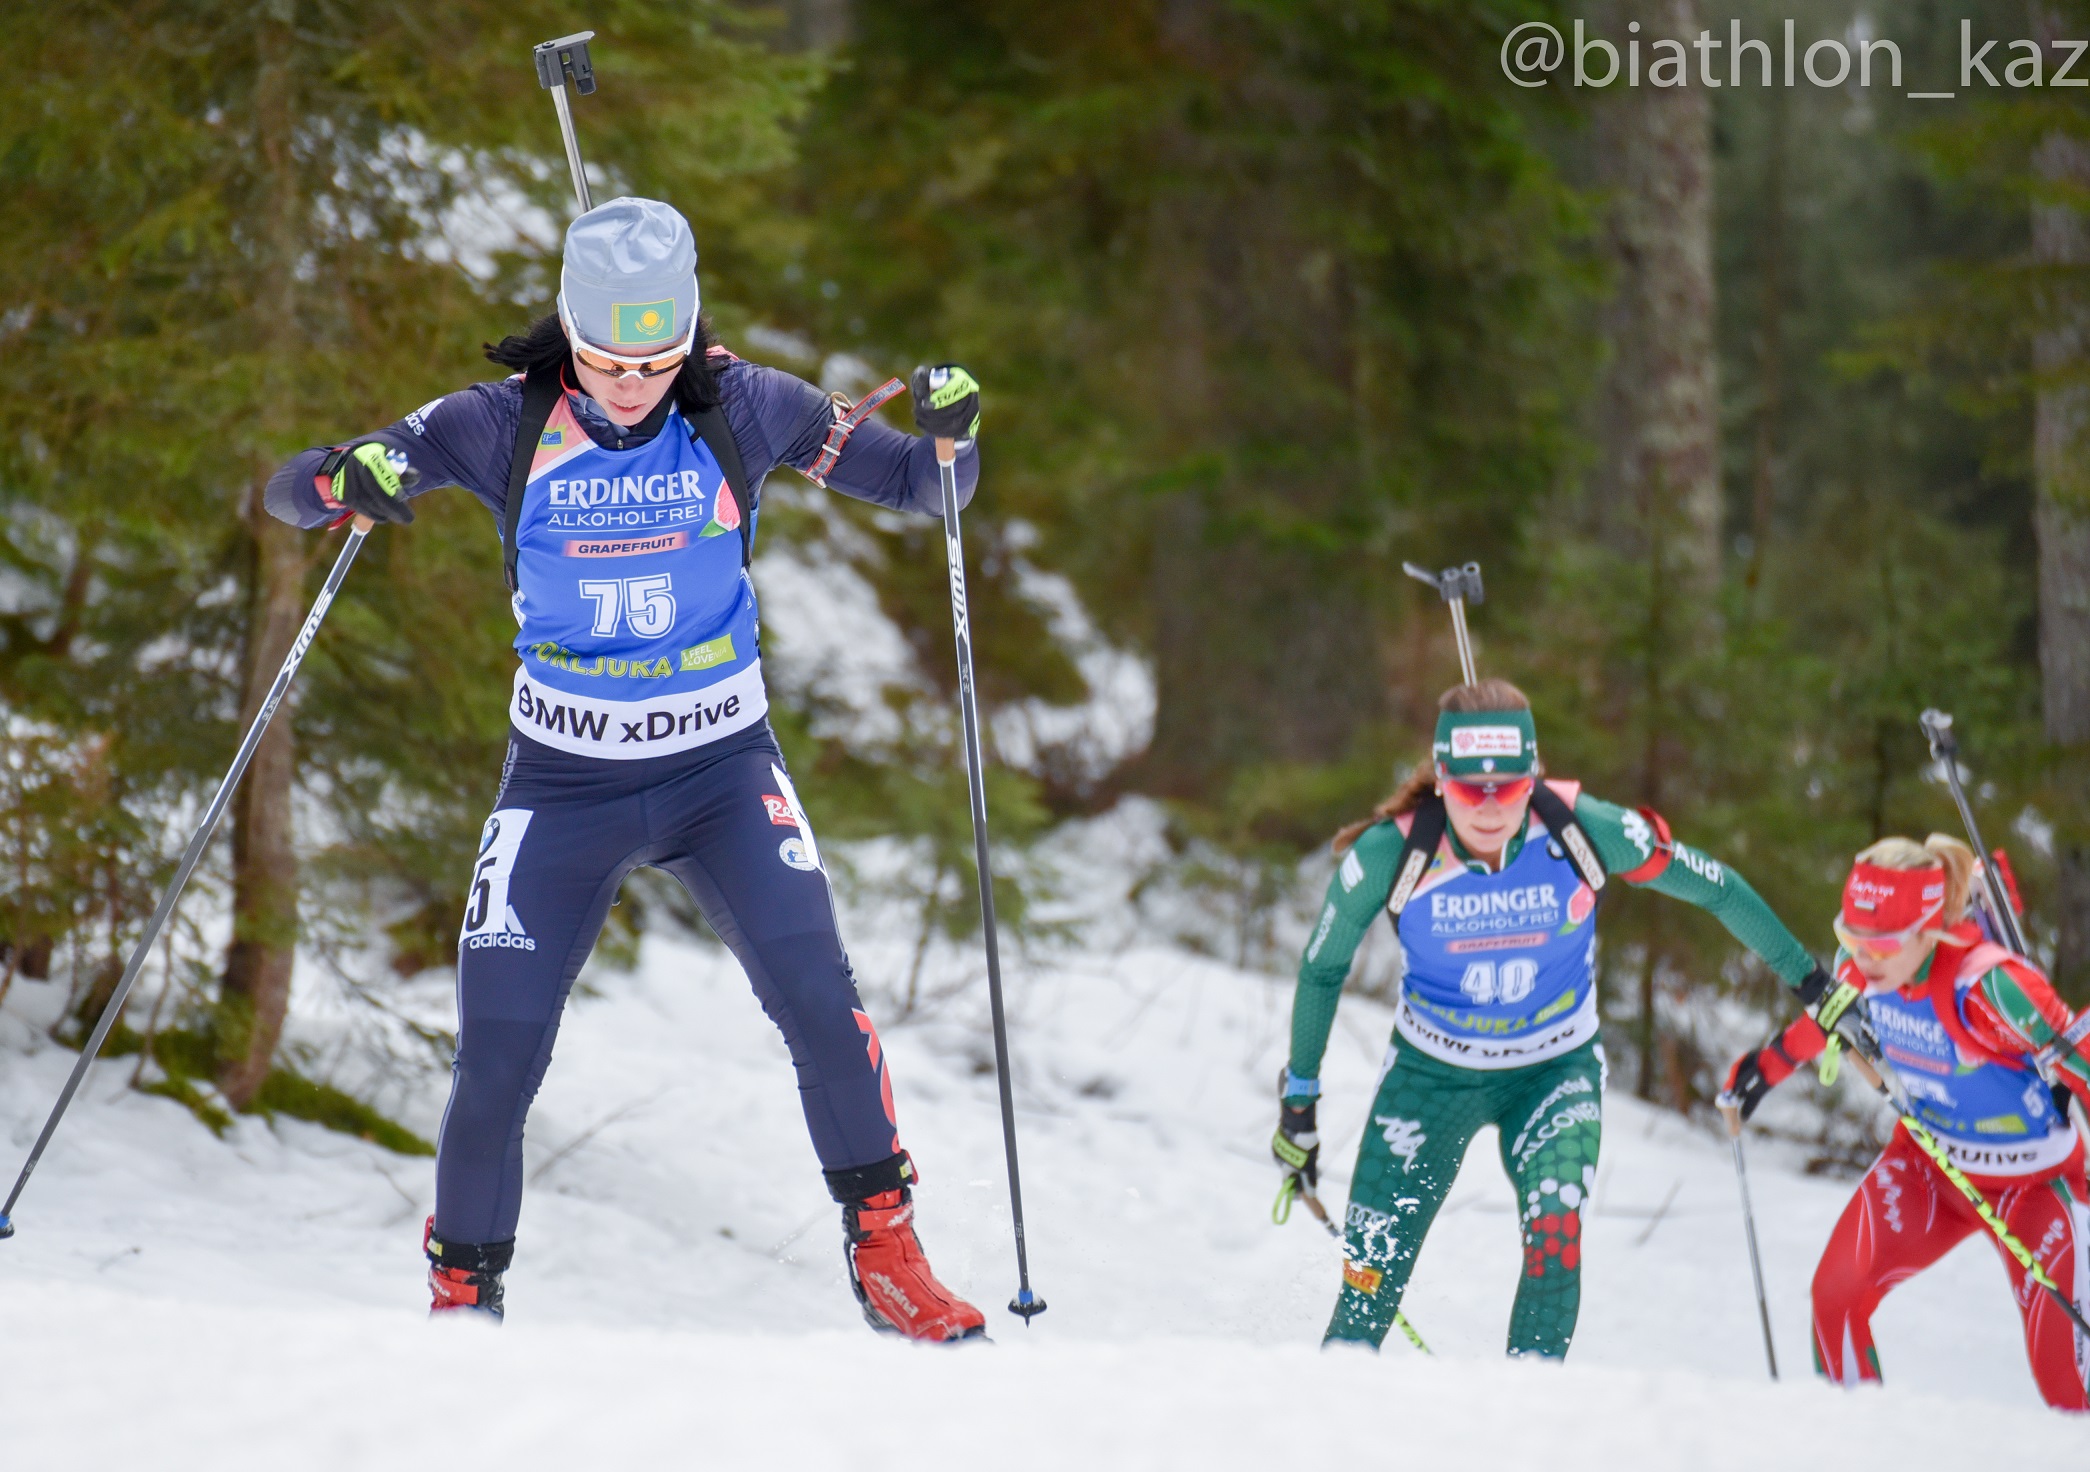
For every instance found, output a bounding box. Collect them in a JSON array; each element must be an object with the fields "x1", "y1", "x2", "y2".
[
  {"x1": 1846, "y1": 1047, "x2": 1887, "y2": 1093},
  {"x1": 935, "y1": 435, "x2": 956, "y2": 467},
  {"x1": 1716, "y1": 1094, "x2": 1743, "y2": 1139}
]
